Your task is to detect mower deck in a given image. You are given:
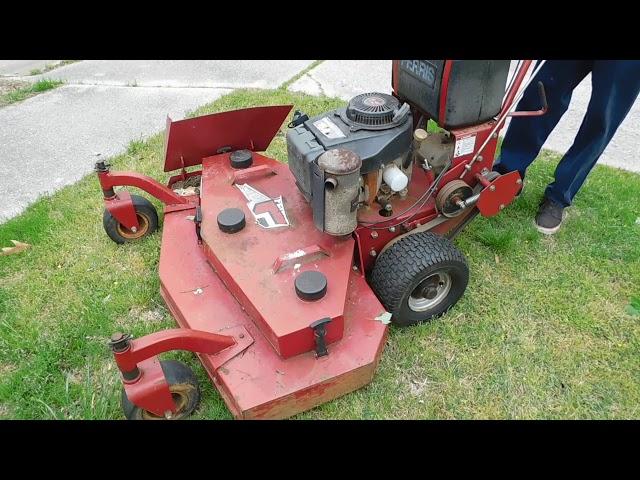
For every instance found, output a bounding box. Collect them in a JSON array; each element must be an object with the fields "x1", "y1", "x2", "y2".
[
  {"x1": 200, "y1": 152, "x2": 357, "y2": 359},
  {"x1": 158, "y1": 152, "x2": 388, "y2": 419}
]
